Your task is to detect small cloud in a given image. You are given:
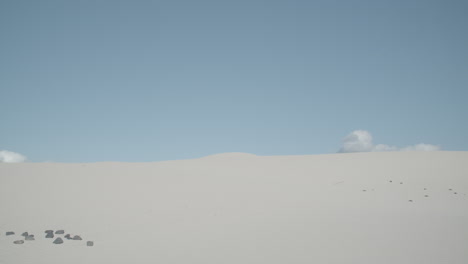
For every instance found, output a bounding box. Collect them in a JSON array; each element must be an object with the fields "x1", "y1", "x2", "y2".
[
  {"x1": 0, "y1": 150, "x2": 27, "y2": 163},
  {"x1": 339, "y1": 130, "x2": 374, "y2": 152},
  {"x1": 400, "y1": 144, "x2": 440, "y2": 152},
  {"x1": 373, "y1": 144, "x2": 398, "y2": 152},
  {"x1": 338, "y1": 130, "x2": 440, "y2": 153}
]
